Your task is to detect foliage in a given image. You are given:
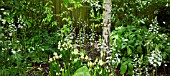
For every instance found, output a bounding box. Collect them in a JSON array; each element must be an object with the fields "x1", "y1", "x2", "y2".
[
  {"x1": 110, "y1": 23, "x2": 170, "y2": 75},
  {"x1": 112, "y1": 0, "x2": 167, "y2": 28},
  {"x1": 109, "y1": 1, "x2": 170, "y2": 75},
  {"x1": 73, "y1": 66, "x2": 90, "y2": 76},
  {"x1": 0, "y1": 0, "x2": 170, "y2": 76},
  {"x1": 0, "y1": 0, "x2": 58, "y2": 75}
]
